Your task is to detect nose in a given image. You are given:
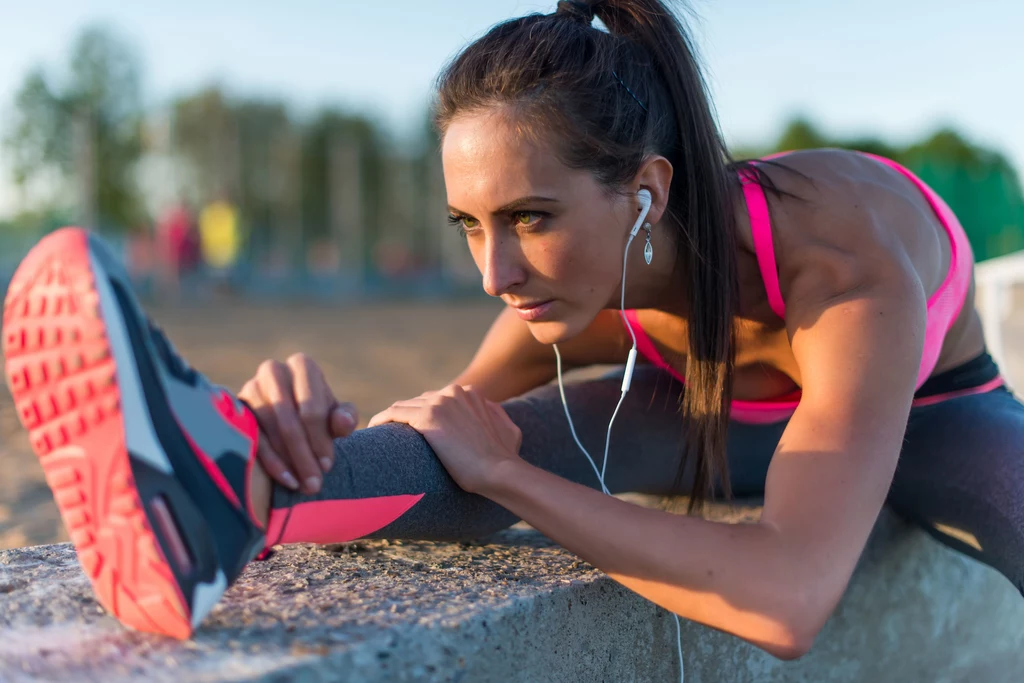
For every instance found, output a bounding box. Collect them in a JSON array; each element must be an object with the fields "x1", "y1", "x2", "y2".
[{"x1": 480, "y1": 233, "x2": 526, "y2": 298}]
